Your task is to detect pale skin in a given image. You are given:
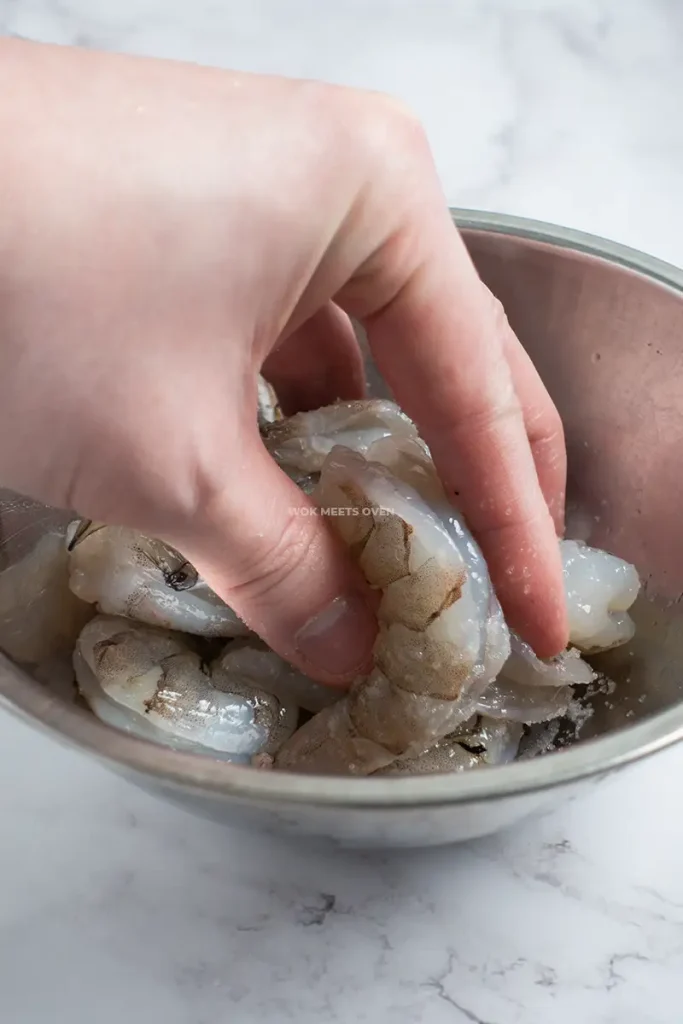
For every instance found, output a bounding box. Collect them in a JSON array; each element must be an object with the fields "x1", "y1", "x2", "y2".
[{"x1": 0, "y1": 38, "x2": 568, "y2": 686}]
